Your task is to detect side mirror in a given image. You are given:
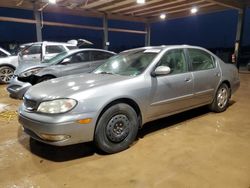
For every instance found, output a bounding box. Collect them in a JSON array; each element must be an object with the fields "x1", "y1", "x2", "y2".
[
  {"x1": 152, "y1": 66, "x2": 171, "y2": 77},
  {"x1": 61, "y1": 58, "x2": 71, "y2": 64}
]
